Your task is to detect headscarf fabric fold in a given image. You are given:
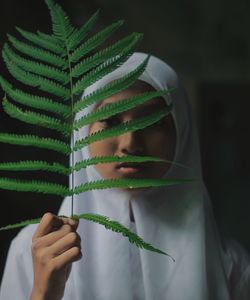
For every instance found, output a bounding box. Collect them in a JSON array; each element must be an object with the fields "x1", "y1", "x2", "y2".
[{"x1": 59, "y1": 52, "x2": 231, "y2": 300}]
